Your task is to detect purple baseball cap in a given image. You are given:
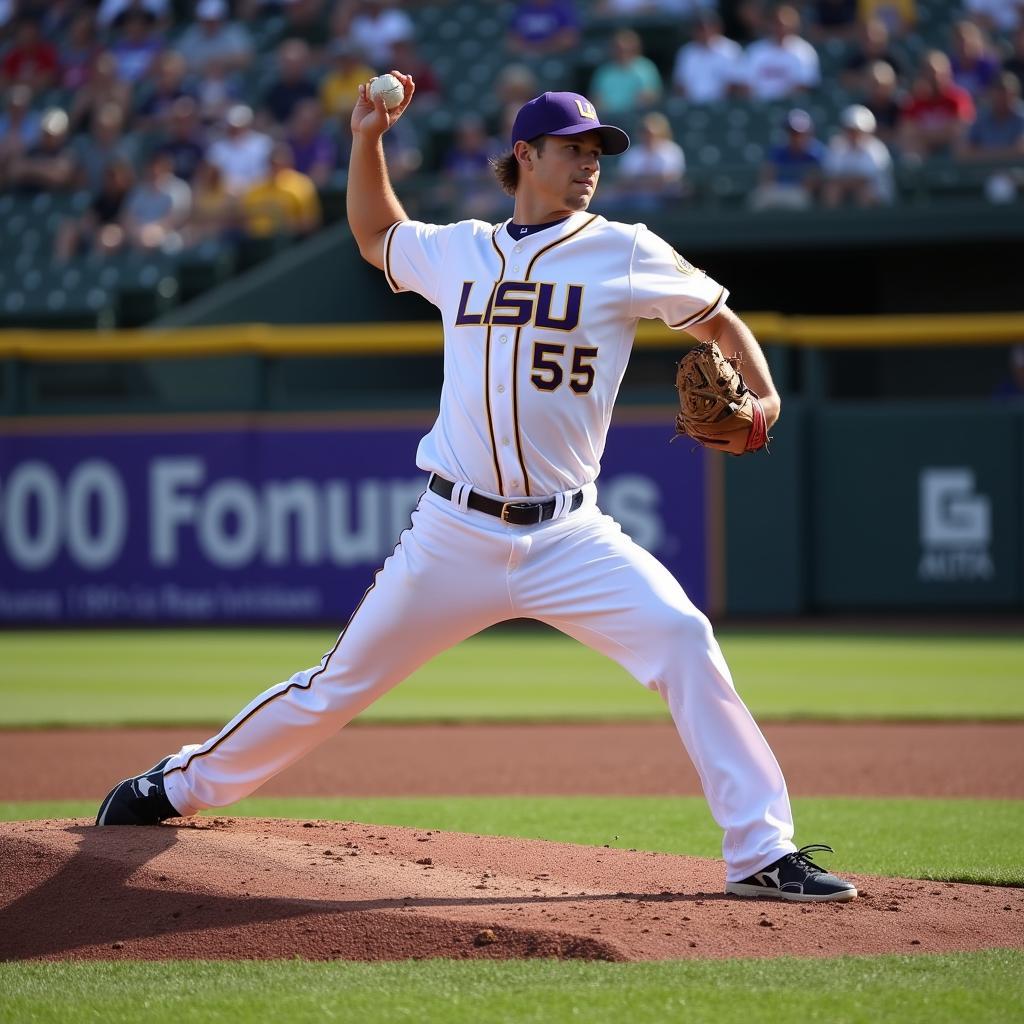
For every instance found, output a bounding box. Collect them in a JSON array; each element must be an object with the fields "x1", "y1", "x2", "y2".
[{"x1": 511, "y1": 92, "x2": 630, "y2": 155}]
